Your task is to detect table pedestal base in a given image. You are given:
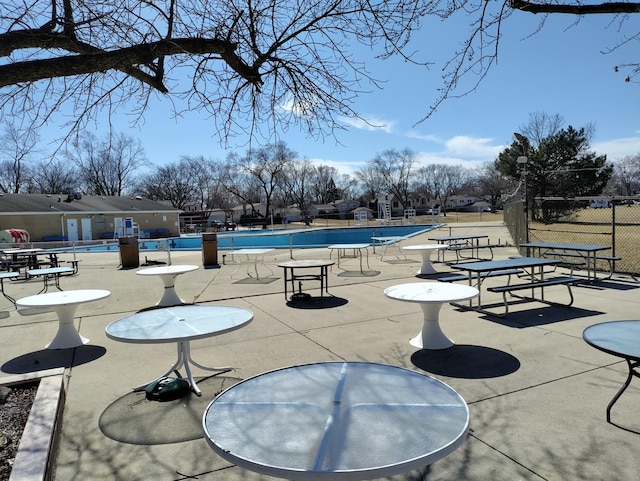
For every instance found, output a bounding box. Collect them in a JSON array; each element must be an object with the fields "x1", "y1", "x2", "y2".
[
  {"x1": 47, "y1": 304, "x2": 88, "y2": 349},
  {"x1": 417, "y1": 251, "x2": 438, "y2": 275},
  {"x1": 410, "y1": 303, "x2": 453, "y2": 350},
  {"x1": 417, "y1": 263, "x2": 437, "y2": 276},
  {"x1": 134, "y1": 340, "x2": 231, "y2": 396},
  {"x1": 157, "y1": 285, "x2": 184, "y2": 307}
]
